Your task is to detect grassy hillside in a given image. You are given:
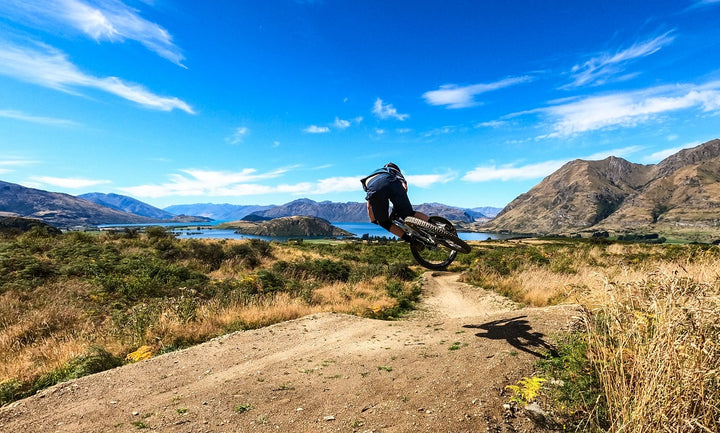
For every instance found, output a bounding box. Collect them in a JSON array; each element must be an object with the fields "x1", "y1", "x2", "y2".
[{"x1": 0, "y1": 228, "x2": 420, "y2": 404}]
